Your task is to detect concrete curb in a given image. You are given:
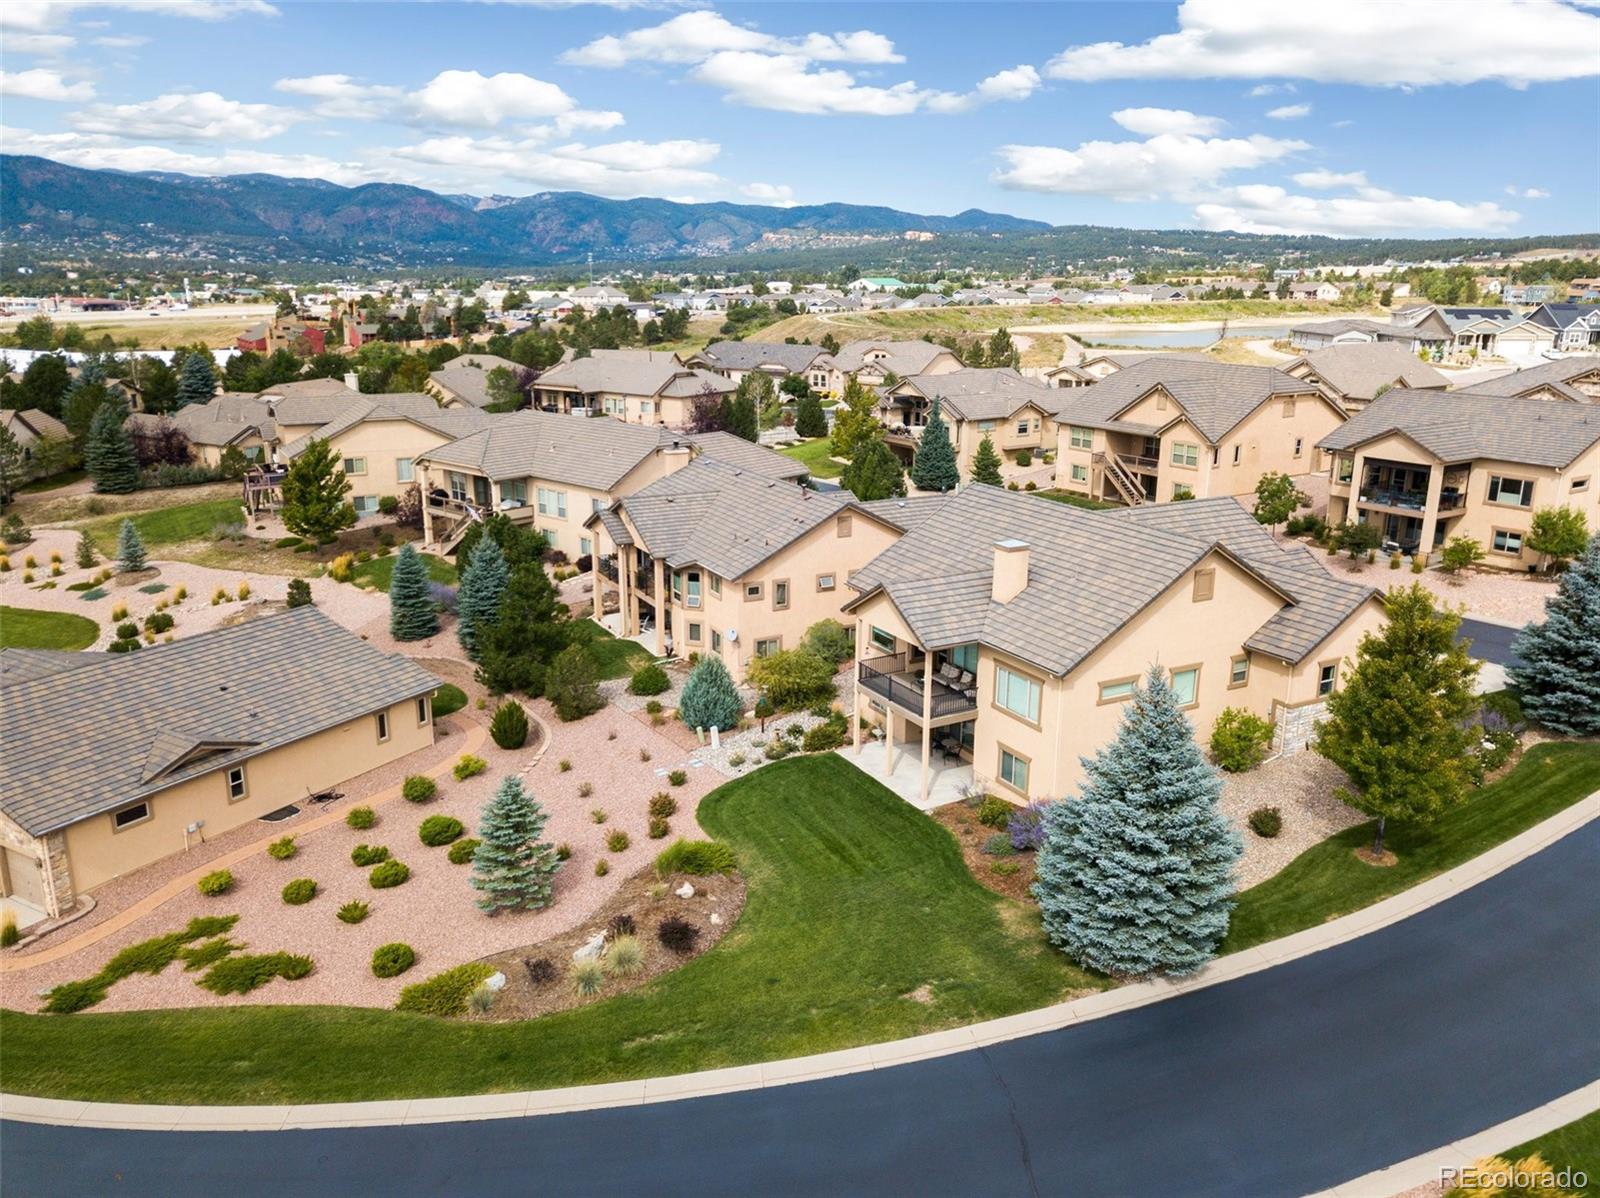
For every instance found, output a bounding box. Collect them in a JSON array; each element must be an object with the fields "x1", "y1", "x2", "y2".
[{"x1": 2, "y1": 789, "x2": 1595, "y2": 1133}]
